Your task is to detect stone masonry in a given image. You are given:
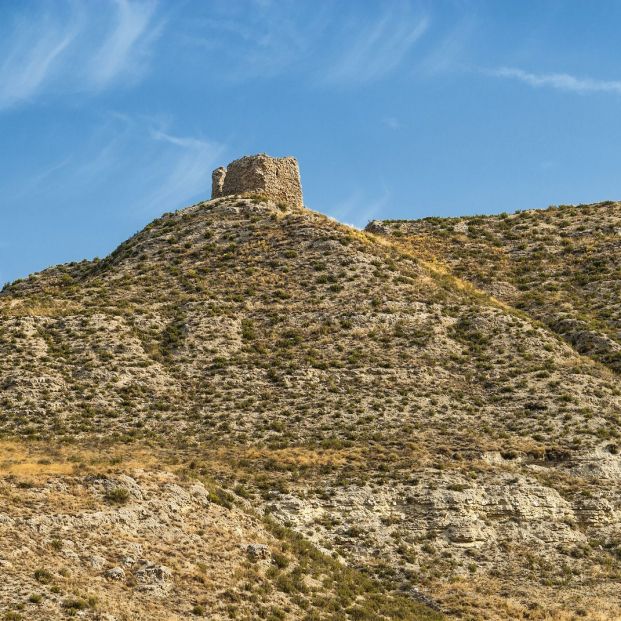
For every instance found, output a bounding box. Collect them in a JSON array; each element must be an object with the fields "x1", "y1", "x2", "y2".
[{"x1": 211, "y1": 154, "x2": 303, "y2": 209}]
